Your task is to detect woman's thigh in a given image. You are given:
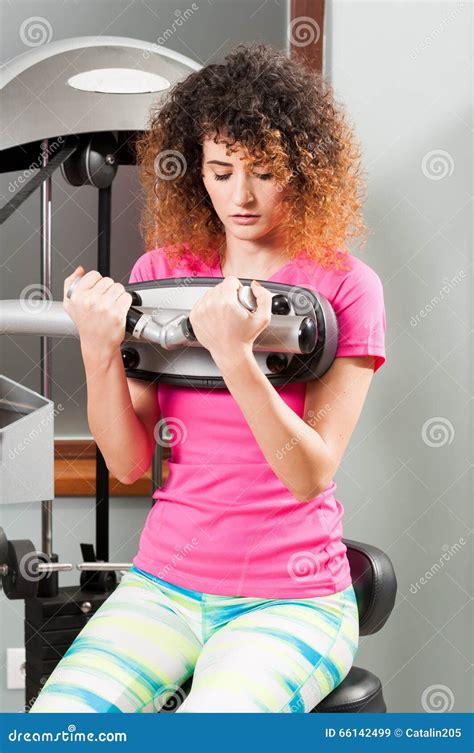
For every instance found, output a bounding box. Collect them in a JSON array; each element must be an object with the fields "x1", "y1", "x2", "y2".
[
  {"x1": 29, "y1": 569, "x2": 202, "y2": 713},
  {"x1": 177, "y1": 583, "x2": 359, "y2": 713}
]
